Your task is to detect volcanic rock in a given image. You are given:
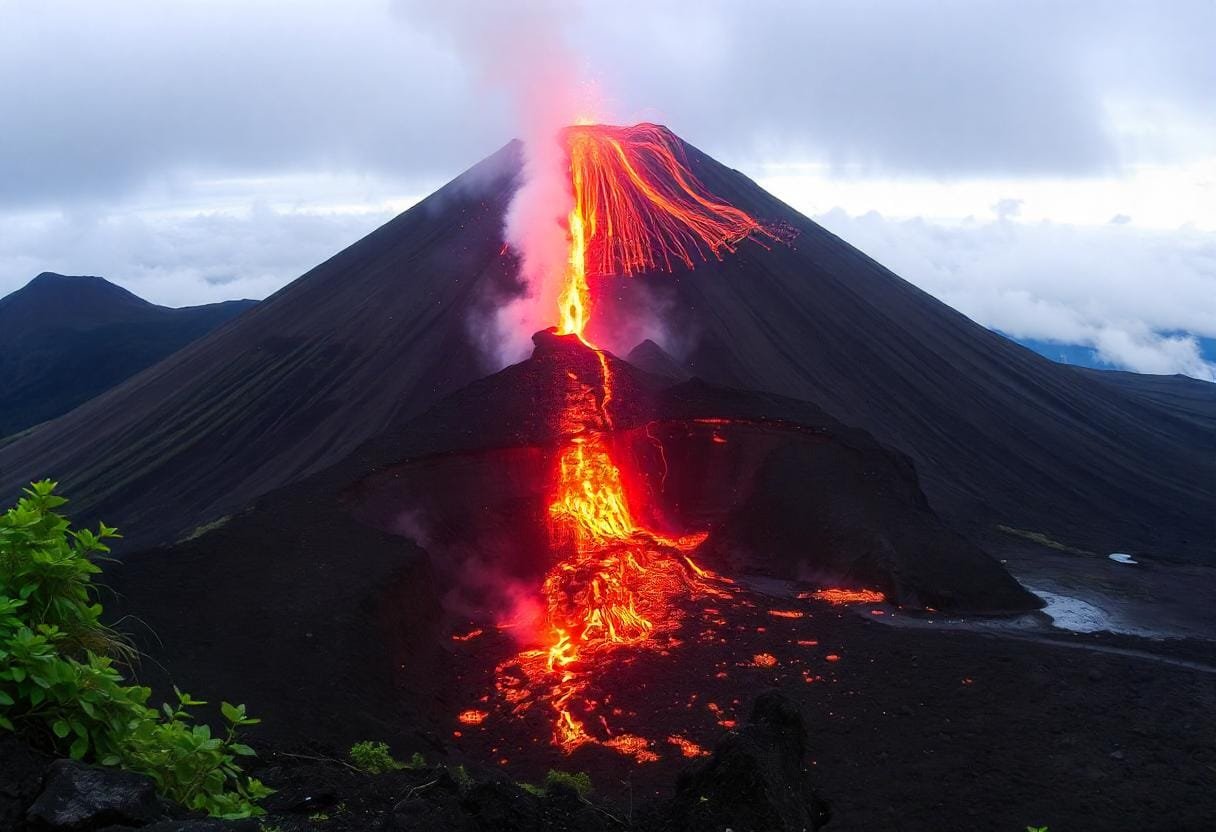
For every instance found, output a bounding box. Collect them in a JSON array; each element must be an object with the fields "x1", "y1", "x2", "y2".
[
  {"x1": 349, "y1": 336, "x2": 1037, "y2": 611},
  {"x1": 25, "y1": 759, "x2": 164, "y2": 830},
  {"x1": 662, "y1": 692, "x2": 829, "y2": 832}
]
